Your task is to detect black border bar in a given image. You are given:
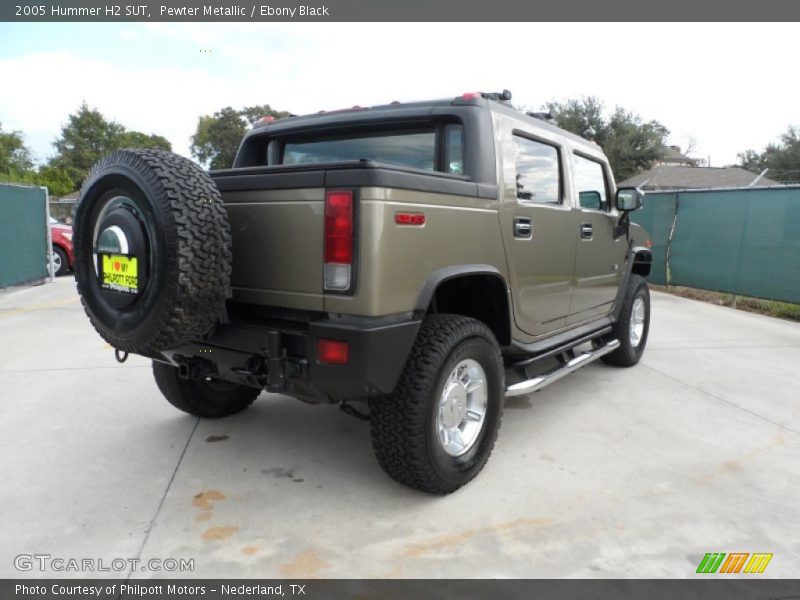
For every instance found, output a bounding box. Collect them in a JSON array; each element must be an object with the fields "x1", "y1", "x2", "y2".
[
  {"x1": 4, "y1": 579, "x2": 800, "y2": 600},
  {"x1": 3, "y1": 0, "x2": 800, "y2": 22}
]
